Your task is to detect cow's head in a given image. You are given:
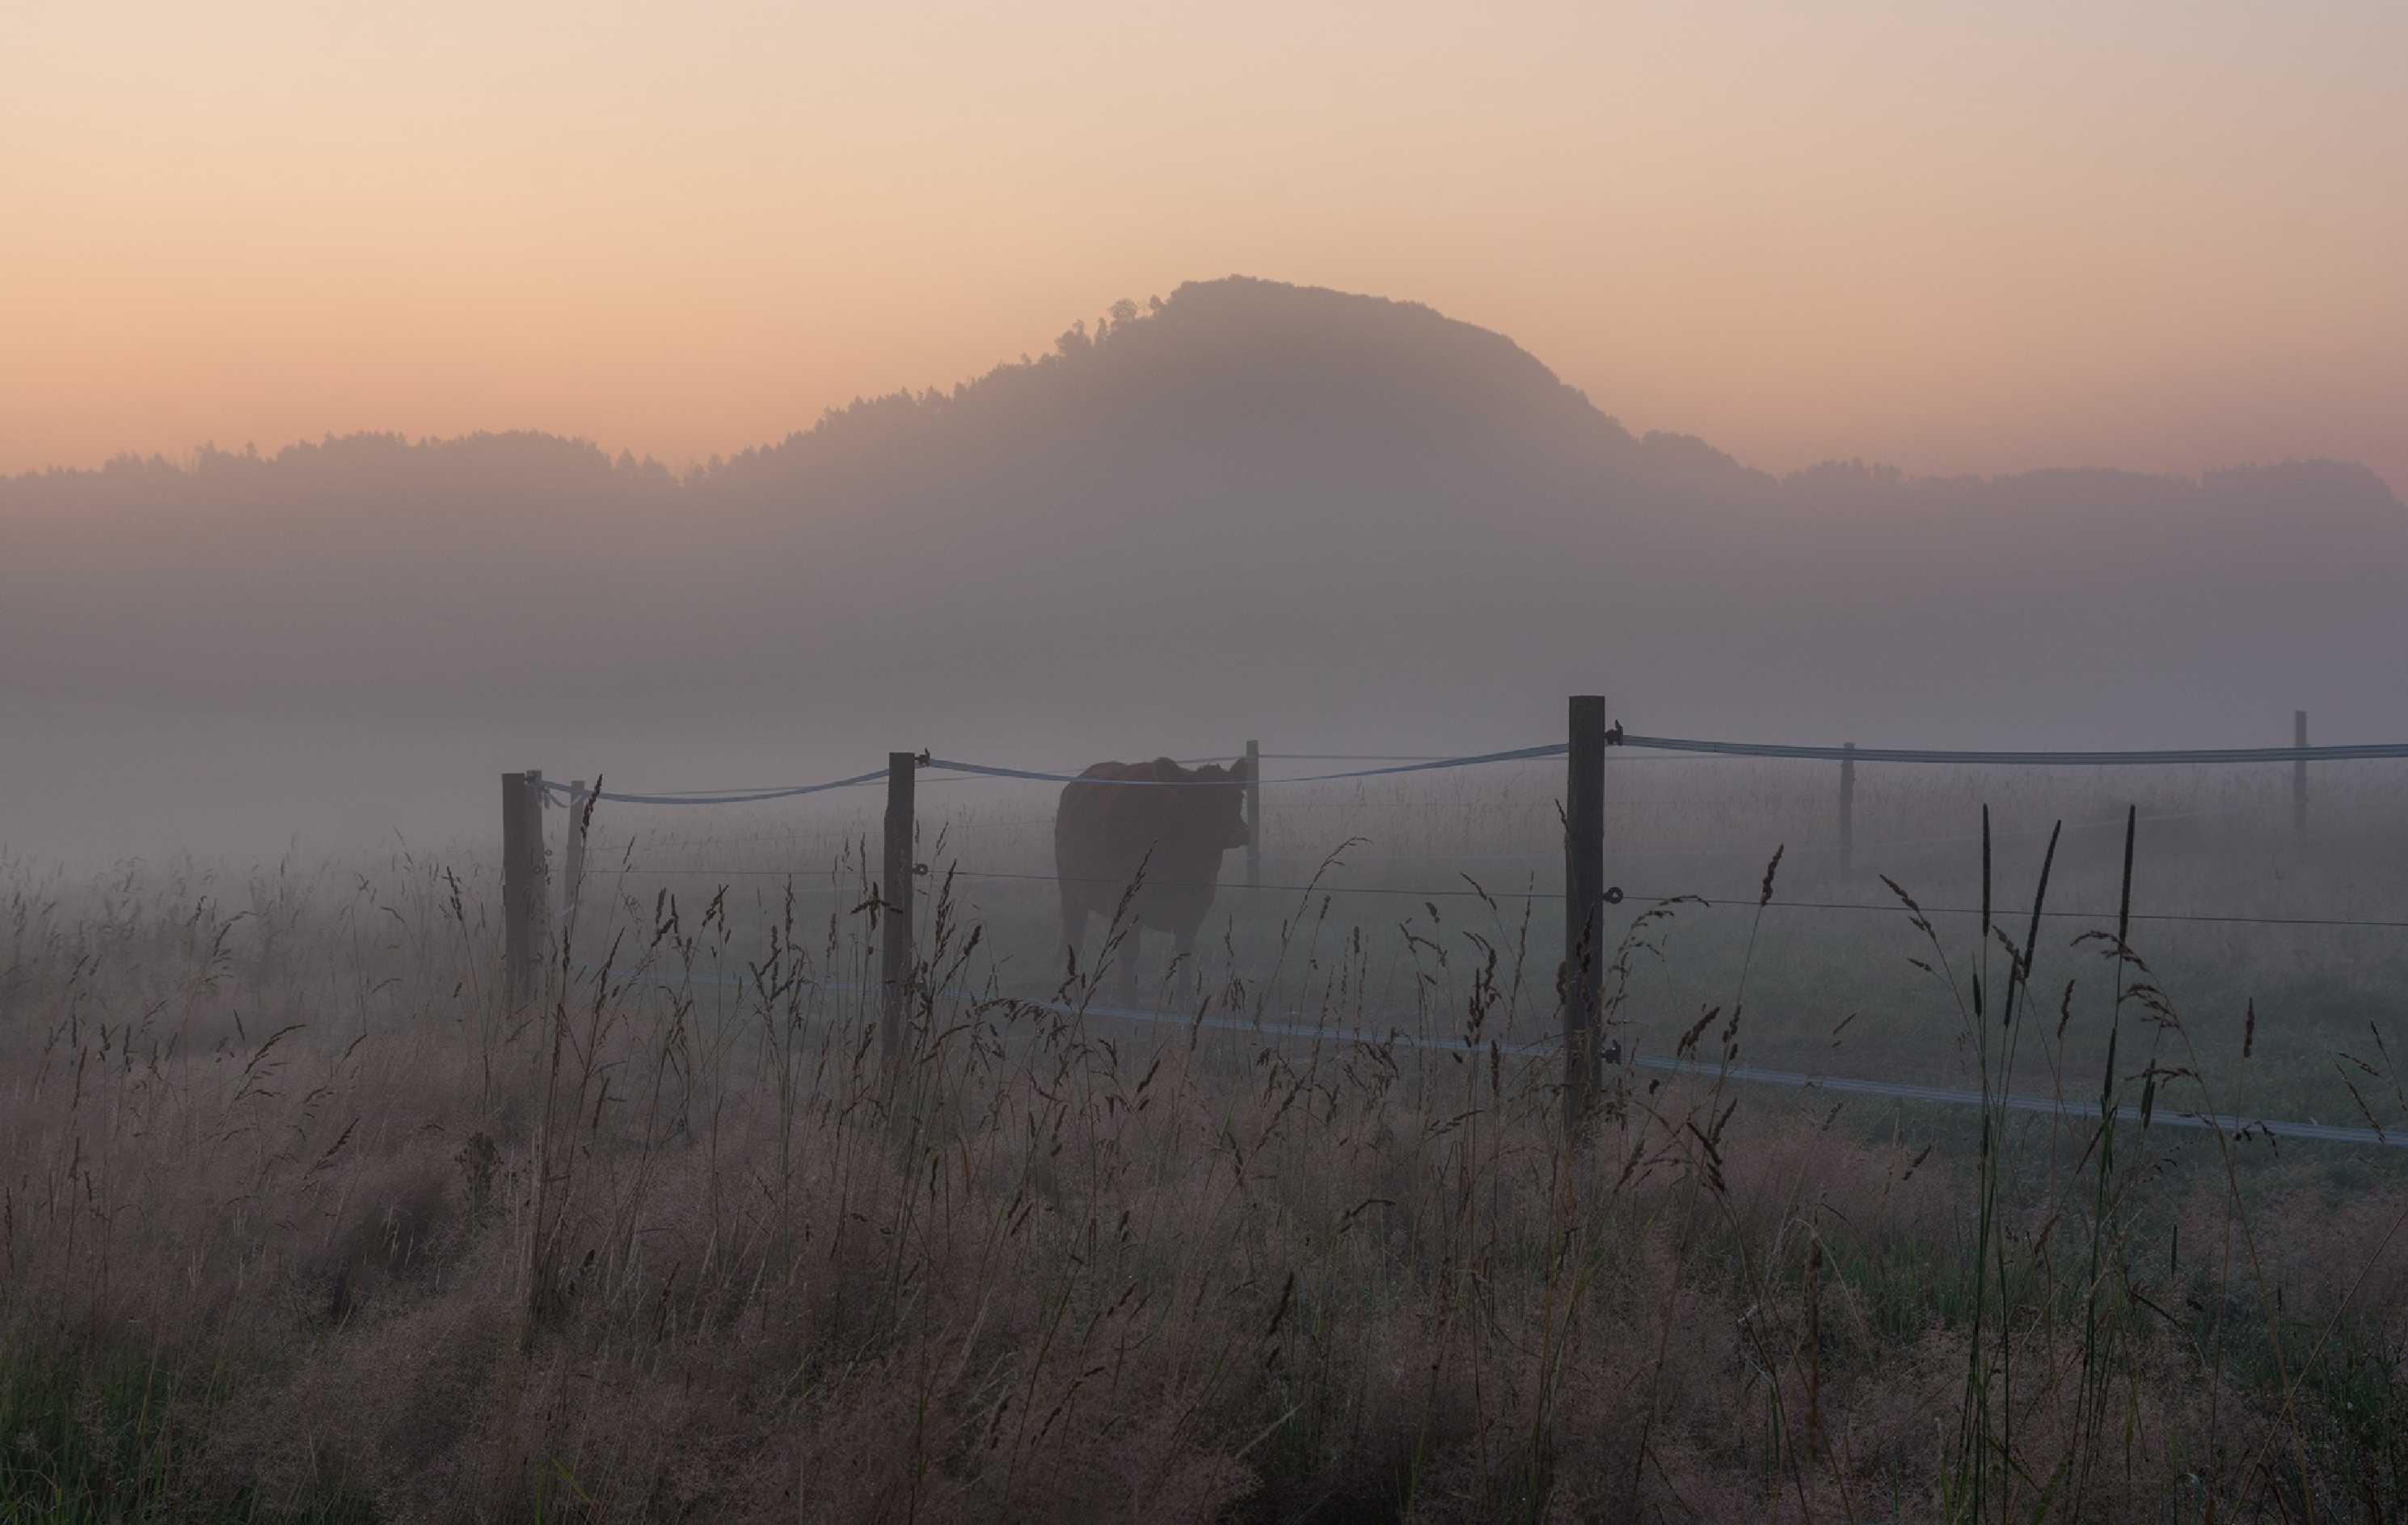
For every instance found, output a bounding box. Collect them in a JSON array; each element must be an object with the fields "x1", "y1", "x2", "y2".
[{"x1": 1200, "y1": 754, "x2": 1252, "y2": 851}]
